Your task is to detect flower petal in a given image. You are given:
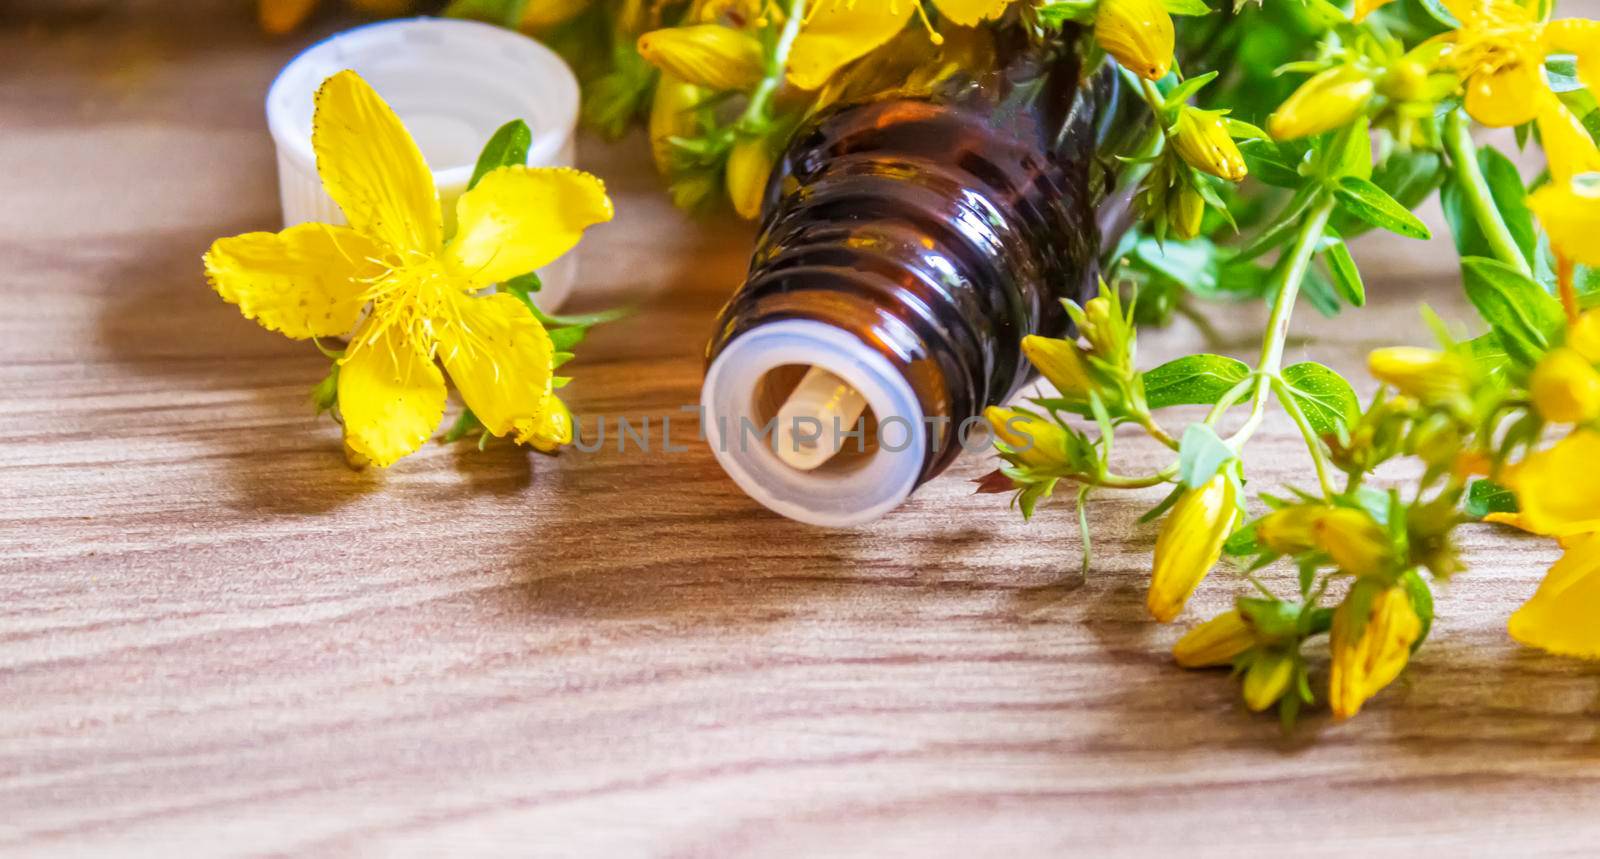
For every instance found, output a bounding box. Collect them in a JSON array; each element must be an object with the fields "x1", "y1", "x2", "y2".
[
  {"x1": 1509, "y1": 534, "x2": 1600, "y2": 659},
  {"x1": 932, "y1": 0, "x2": 1010, "y2": 26},
  {"x1": 1544, "y1": 18, "x2": 1600, "y2": 101},
  {"x1": 338, "y1": 319, "x2": 447, "y2": 467},
  {"x1": 1505, "y1": 430, "x2": 1600, "y2": 536},
  {"x1": 1528, "y1": 175, "x2": 1600, "y2": 268},
  {"x1": 1535, "y1": 96, "x2": 1600, "y2": 184},
  {"x1": 786, "y1": 2, "x2": 912, "y2": 91},
  {"x1": 1463, "y1": 58, "x2": 1543, "y2": 127},
  {"x1": 435, "y1": 291, "x2": 556, "y2": 439},
  {"x1": 312, "y1": 70, "x2": 442, "y2": 256},
  {"x1": 204, "y1": 223, "x2": 383, "y2": 340},
  {"x1": 443, "y1": 166, "x2": 613, "y2": 289}
]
